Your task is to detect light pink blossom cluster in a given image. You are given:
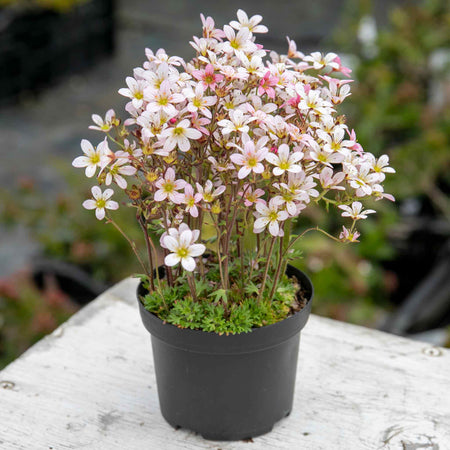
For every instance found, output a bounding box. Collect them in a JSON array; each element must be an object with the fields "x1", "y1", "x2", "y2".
[{"x1": 73, "y1": 10, "x2": 394, "y2": 283}]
